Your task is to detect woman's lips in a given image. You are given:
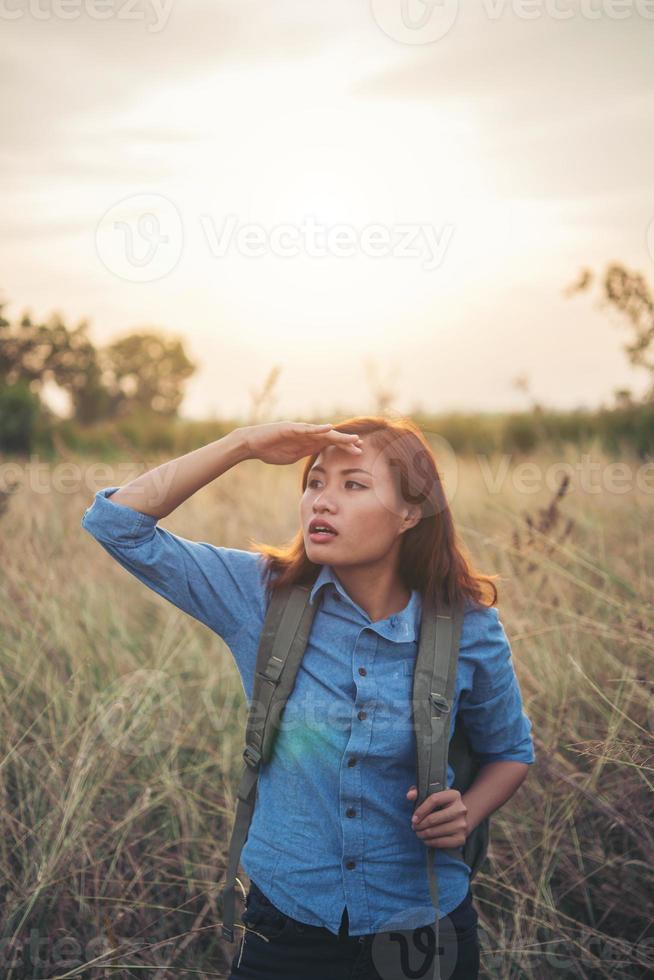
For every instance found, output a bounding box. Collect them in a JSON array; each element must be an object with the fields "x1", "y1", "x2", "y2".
[{"x1": 309, "y1": 530, "x2": 338, "y2": 543}]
